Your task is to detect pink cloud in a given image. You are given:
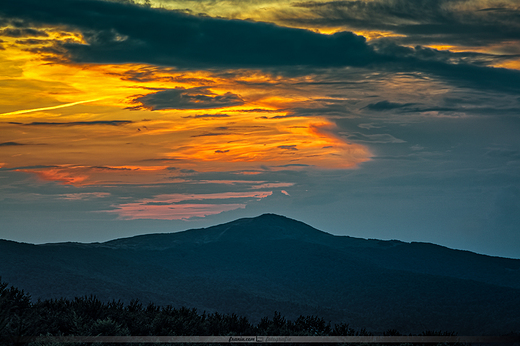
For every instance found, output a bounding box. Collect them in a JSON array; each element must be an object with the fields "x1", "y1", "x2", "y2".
[
  {"x1": 106, "y1": 191, "x2": 272, "y2": 220},
  {"x1": 111, "y1": 203, "x2": 246, "y2": 220},
  {"x1": 251, "y1": 182, "x2": 294, "y2": 189}
]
